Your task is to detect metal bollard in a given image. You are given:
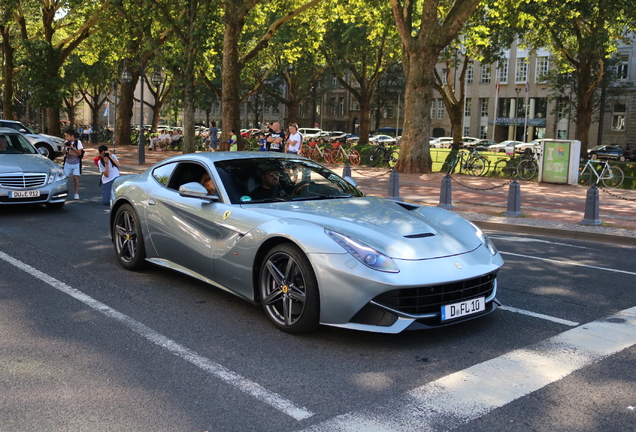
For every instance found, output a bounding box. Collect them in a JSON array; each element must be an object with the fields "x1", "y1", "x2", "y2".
[
  {"x1": 437, "y1": 174, "x2": 455, "y2": 209},
  {"x1": 342, "y1": 164, "x2": 352, "y2": 178},
  {"x1": 388, "y1": 168, "x2": 401, "y2": 200},
  {"x1": 579, "y1": 185, "x2": 602, "y2": 226},
  {"x1": 503, "y1": 180, "x2": 523, "y2": 217}
]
